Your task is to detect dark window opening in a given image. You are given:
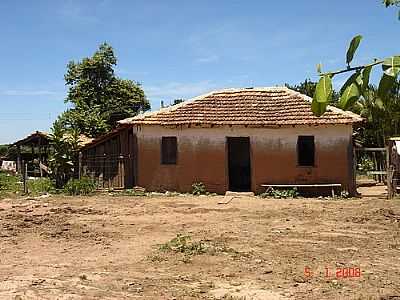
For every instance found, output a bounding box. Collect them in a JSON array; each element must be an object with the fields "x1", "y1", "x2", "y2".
[
  {"x1": 297, "y1": 136, "x2": 315, "y2": 166},
  {"x1": 161, "y1": 137, "x2": 177, "y2": 165}
]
